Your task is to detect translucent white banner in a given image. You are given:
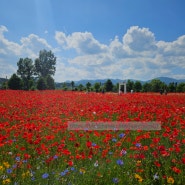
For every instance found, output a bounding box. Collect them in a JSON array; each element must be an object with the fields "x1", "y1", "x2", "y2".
[{"x1": 67, "y1": 121, "x2": 161, "y2": 130}]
